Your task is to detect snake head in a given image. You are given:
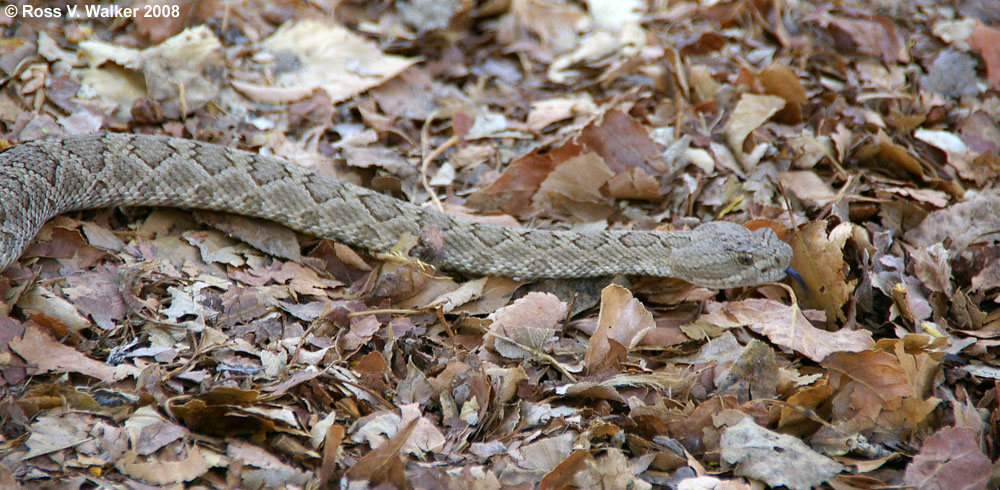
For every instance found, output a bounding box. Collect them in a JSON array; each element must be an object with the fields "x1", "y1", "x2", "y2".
[{"x1": 670, "y1": 221, "x2": 793, "y2": 288}]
